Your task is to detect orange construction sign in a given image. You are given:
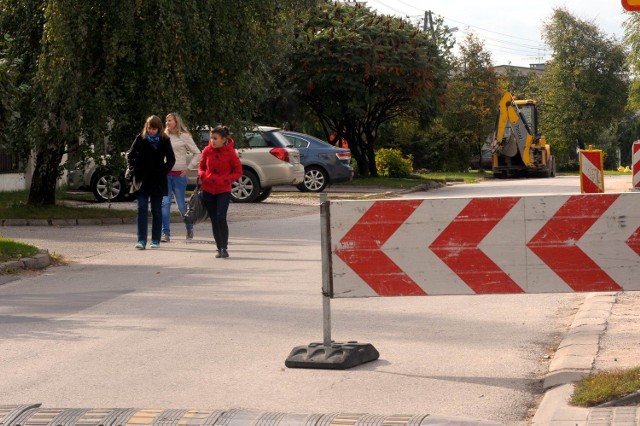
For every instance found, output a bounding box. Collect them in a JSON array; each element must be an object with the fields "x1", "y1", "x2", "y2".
[{"x1": 622, "y1": 0, "x2": 640, "y2": 11}]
